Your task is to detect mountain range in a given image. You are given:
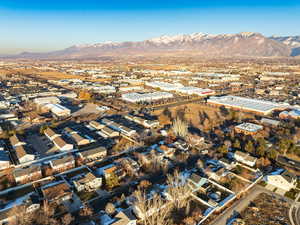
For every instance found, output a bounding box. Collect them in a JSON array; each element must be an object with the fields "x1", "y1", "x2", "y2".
[{"x1": 4, "y1": 32, "x2": 300, "y2": 59}]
